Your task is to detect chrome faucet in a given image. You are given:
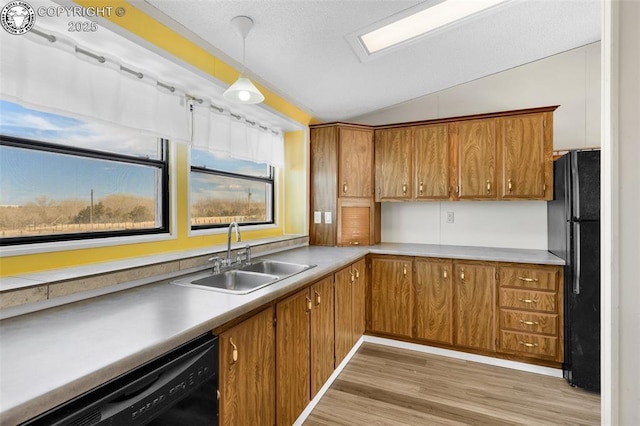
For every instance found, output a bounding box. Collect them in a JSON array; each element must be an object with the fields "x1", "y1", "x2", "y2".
[{"x1": 226, "y1": 222, "x2": 241, "y2": 265}]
